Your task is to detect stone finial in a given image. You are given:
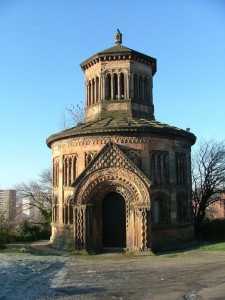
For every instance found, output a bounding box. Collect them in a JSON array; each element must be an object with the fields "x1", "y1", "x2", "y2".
[{"x1": 115, "y1": 29, "x2": 122, "y2": 45}]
